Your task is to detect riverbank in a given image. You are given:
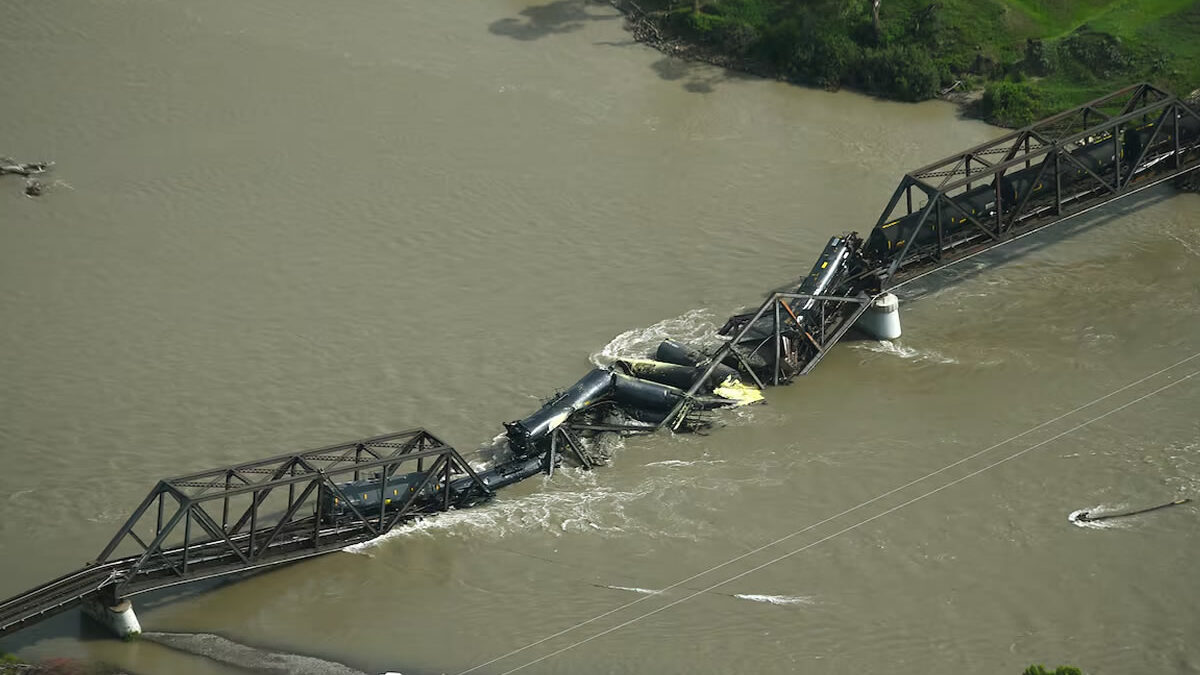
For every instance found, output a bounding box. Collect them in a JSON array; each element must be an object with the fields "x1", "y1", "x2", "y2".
[{"x1": 611, "y1": 0, "x2": 1200, "y2": 127}]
